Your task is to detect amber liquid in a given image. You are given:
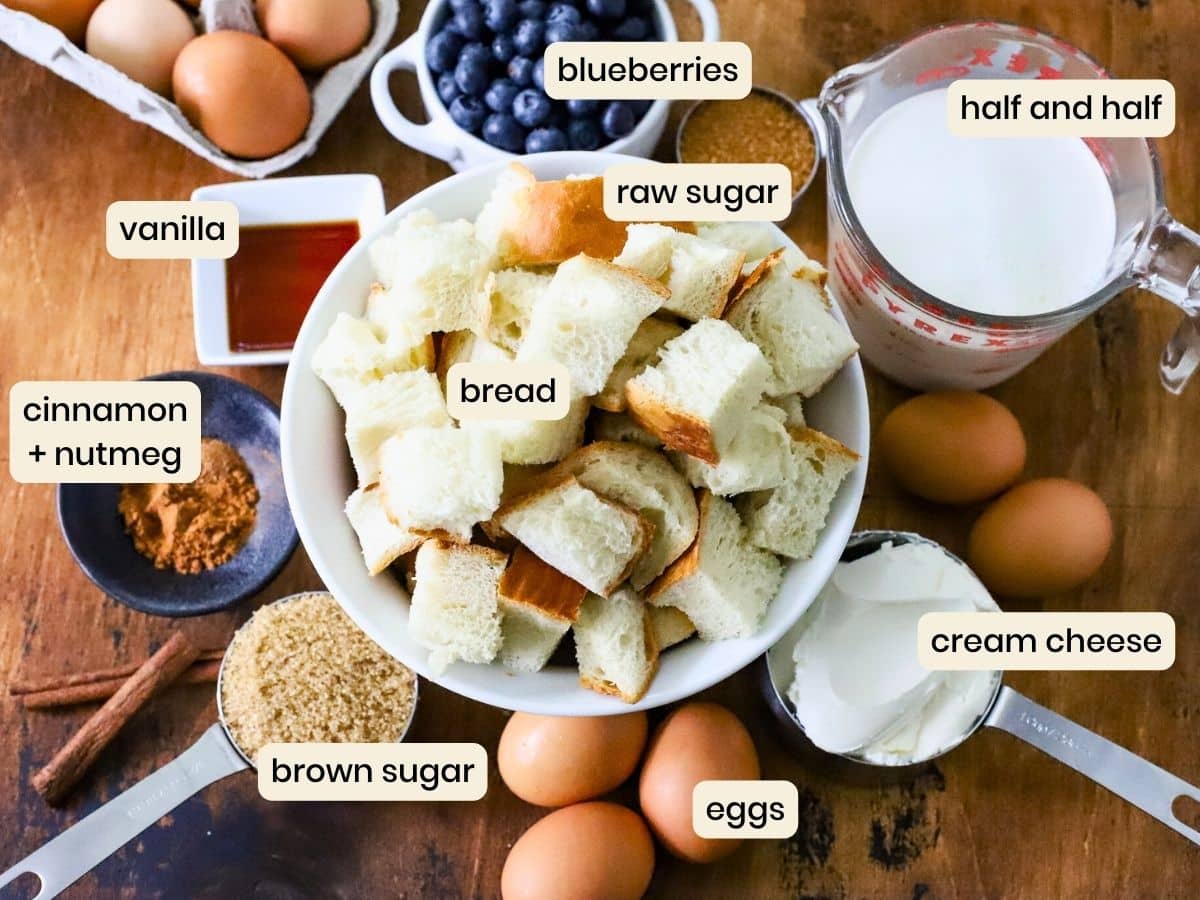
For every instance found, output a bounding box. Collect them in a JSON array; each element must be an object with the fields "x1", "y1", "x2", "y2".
[{"x1": 226, "y1": 221, "x2": 360, "y2": 352}]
